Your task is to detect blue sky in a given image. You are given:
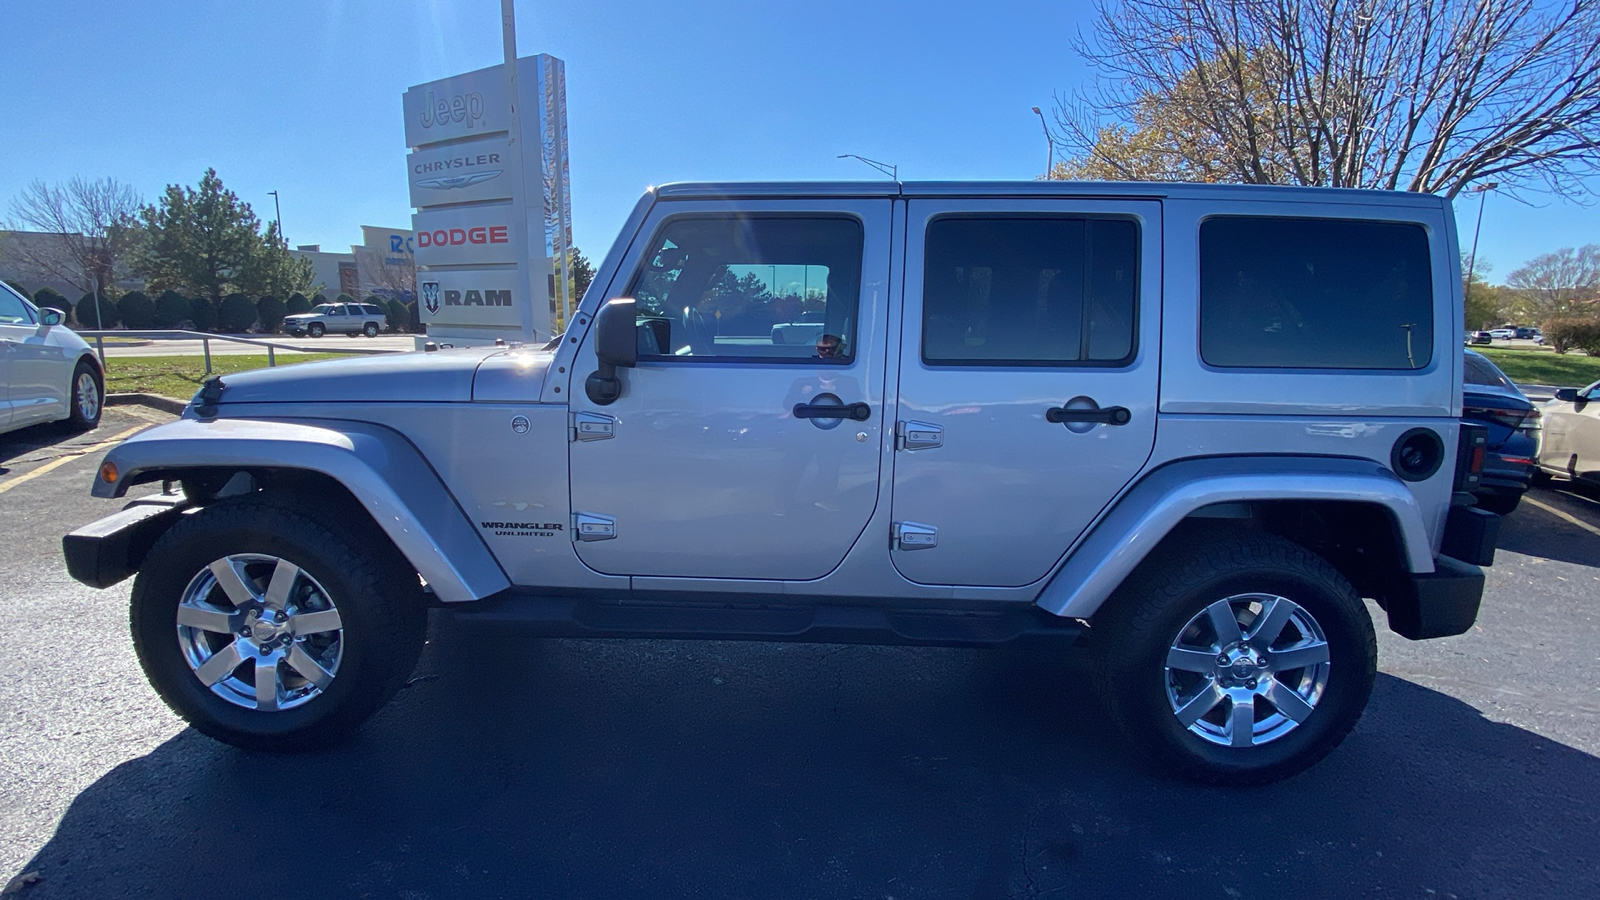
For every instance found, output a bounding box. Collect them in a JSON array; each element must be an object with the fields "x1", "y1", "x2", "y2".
[{"x1": 0, "y1": 0, "x2": 1594, "y2": 282}]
